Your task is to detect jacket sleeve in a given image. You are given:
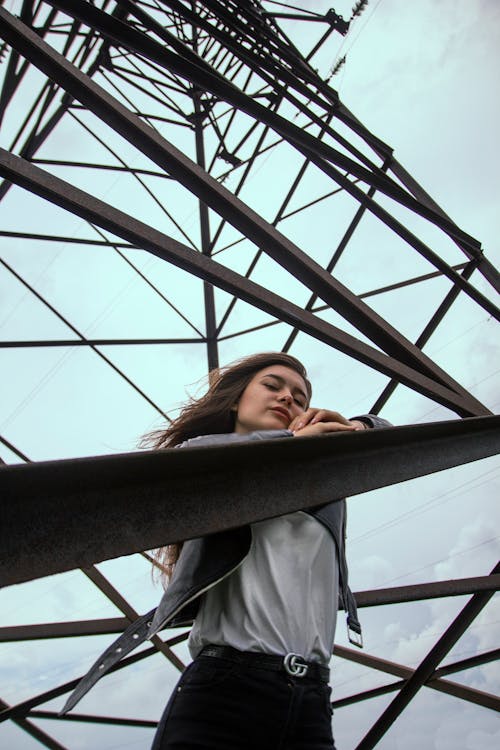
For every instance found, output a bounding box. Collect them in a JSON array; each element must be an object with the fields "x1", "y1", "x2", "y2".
[
  {"x1": 174, "y1": 429, "x2": 293, "y2": 449},
  {"x1": 350, "y1": 414, "x2": 392, "y2": 429}
]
